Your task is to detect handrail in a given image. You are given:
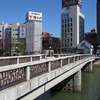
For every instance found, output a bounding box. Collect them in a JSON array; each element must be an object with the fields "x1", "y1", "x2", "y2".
[
  {"x1": 0, "y1": 54, "x2": 94, "y2": 91},
  {"x1": 0, "y1": 54, "x2": 46, "y2": 66}
]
